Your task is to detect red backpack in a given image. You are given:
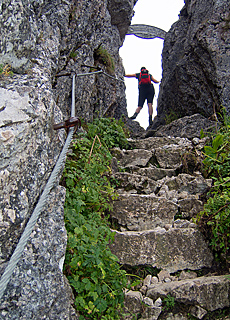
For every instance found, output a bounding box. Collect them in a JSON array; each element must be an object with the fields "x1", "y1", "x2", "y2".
[{"x1": 139, "y1": 69, "x2": 151, "y2": 85}]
